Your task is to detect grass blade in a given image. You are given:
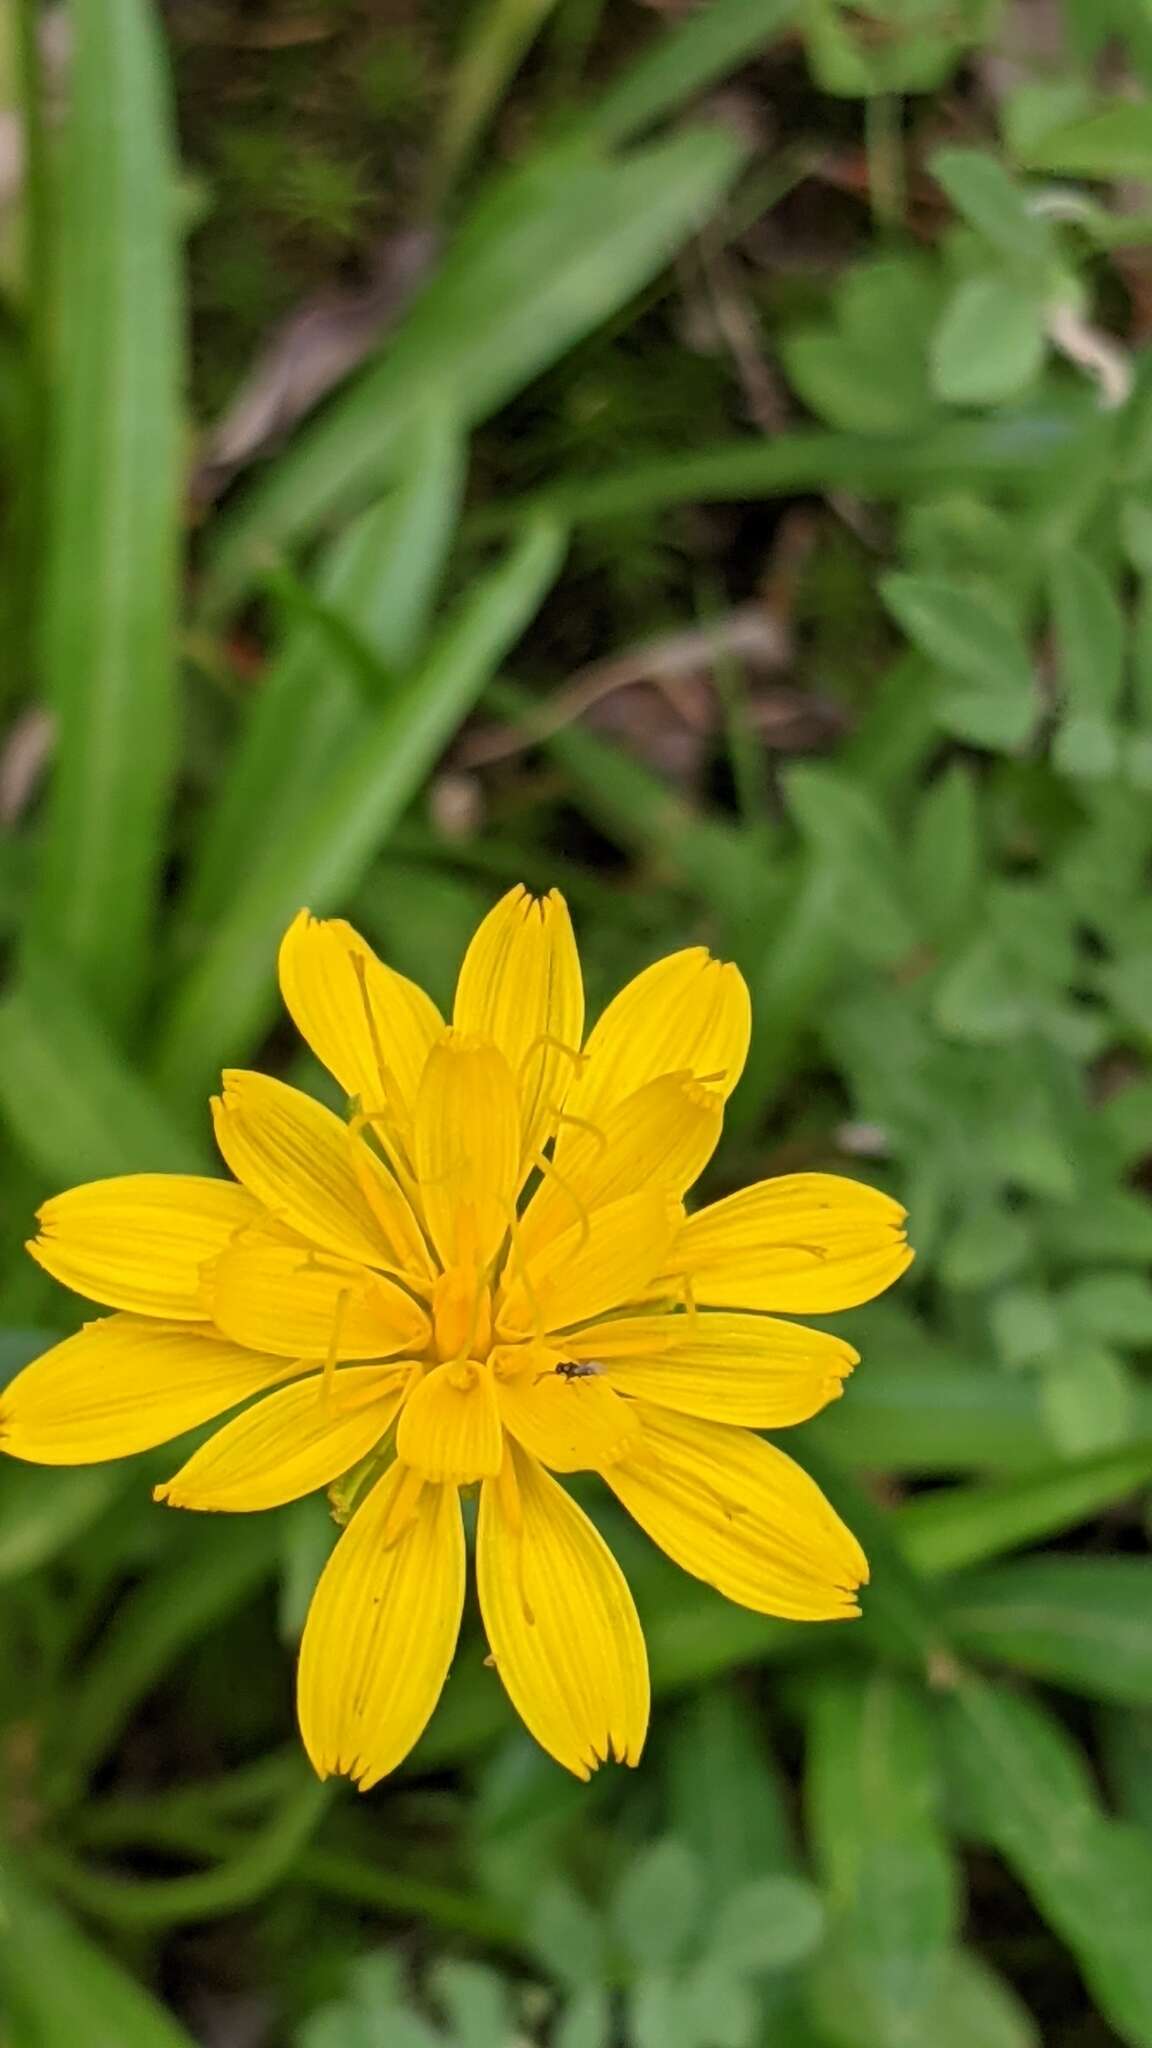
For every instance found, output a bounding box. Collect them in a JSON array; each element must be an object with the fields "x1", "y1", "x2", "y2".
[
  {"x1": 574, "y1": 0, "x2": 797, "y2": 146},
  {"x1": 183, "y1": 400, "x2": 464, "y2": 942},
  {"x1": 200, "y1": 126, "x2": 744, "y2": 618},
  {"x1": 156, "y1": 520, "x2": 566, "y2": 1103},
  {"x1": 32, "y1": 0, "x2": 181, "y2": 1029},
  {"x1": 0, "y1": 958, "x2": 206, "y2": 1183}
]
